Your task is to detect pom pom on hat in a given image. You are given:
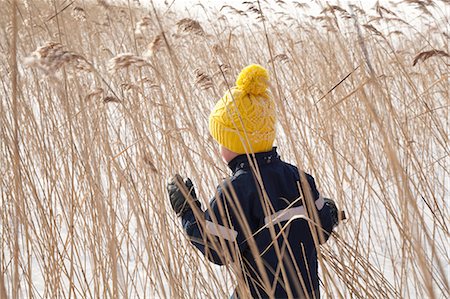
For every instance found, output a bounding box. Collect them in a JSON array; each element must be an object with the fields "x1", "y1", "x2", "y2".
[{"x1": 235, "y1": 64, "x2": 269, "y2": 95}]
